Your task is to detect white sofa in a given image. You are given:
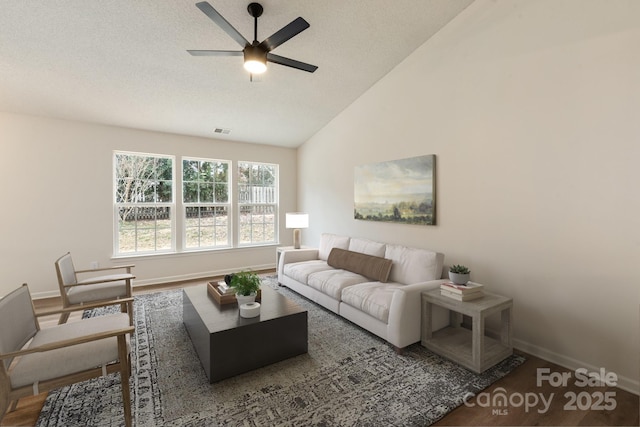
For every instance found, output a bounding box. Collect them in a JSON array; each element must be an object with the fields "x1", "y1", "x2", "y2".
[{"x1": 278, "y1": 233, "x2": 449, "y2": 351}]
